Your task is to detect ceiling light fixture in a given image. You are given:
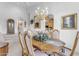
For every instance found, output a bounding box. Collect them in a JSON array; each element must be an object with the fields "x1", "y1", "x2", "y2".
[{"x1": 35, "y1": 7, "x2": 48, "y2": 20}]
